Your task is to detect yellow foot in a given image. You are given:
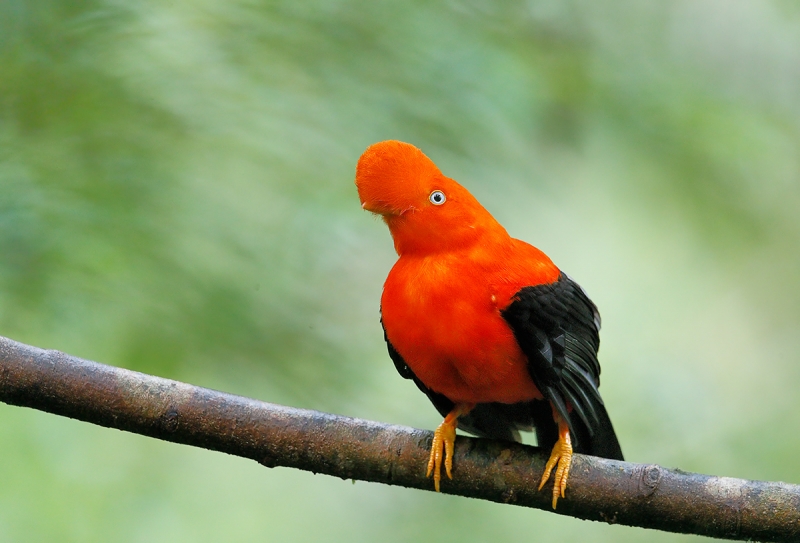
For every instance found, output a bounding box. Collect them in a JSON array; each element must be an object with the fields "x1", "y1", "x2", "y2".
[
  {"x1": 538, "y1": 418, "x2": 573, "y2": 509},
  {"x1": 426, "y1": 418, "x2": 456, "y2": 492},
  {"x1": 425, "y1": 403, "x2": 473, "y2": 492}
]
